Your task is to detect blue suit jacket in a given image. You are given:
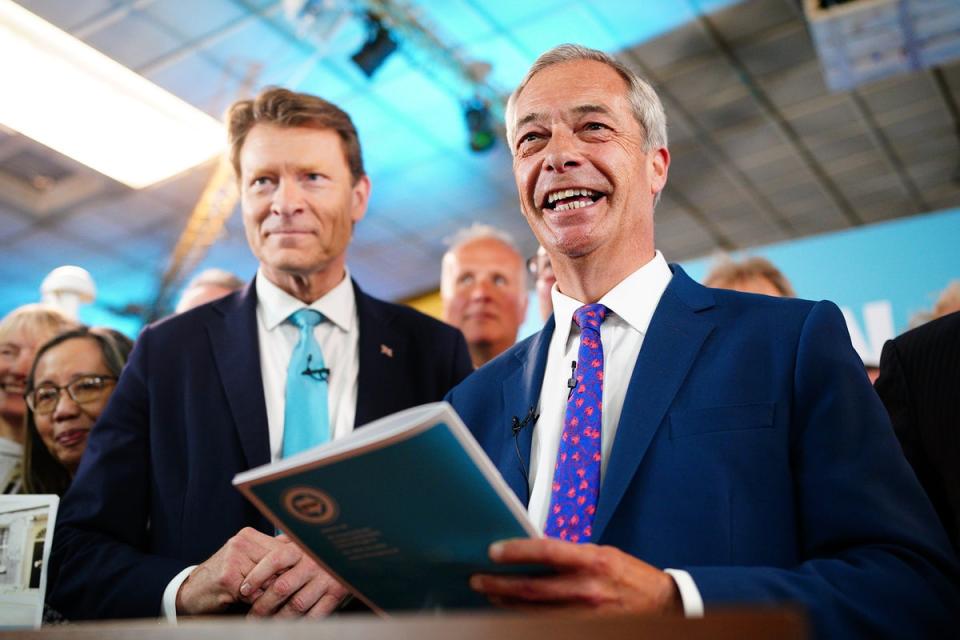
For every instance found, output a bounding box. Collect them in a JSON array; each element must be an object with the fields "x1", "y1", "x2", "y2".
[
  {"x1": 447, "y1": 266, "x2": 959, "y2": 638},
  {"x1": 49, "y1": 279, "x2": 473, "y2": 619}
]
